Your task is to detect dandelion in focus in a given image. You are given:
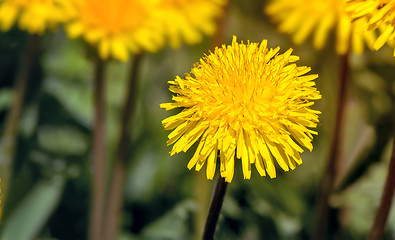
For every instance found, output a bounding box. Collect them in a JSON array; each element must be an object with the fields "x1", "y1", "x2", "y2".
[
  {"x1": 347, "y1": 0, "x2": 395, "y2": 55},
  {"x1": 156, "y1": 0, "x2": 227, "y2": 48},
  {"x1": 265, "y1": 0, "x2": 377, "y2": 55},
  {"x1": 161, "y1": 36, "x2": 321, "y2": 182},
  {"x1": 64, "y1": 0, "x2": 163, "y2": 61},
  {"x1": 0, "y1": 0, "x2": 66, "y2": 34}
]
